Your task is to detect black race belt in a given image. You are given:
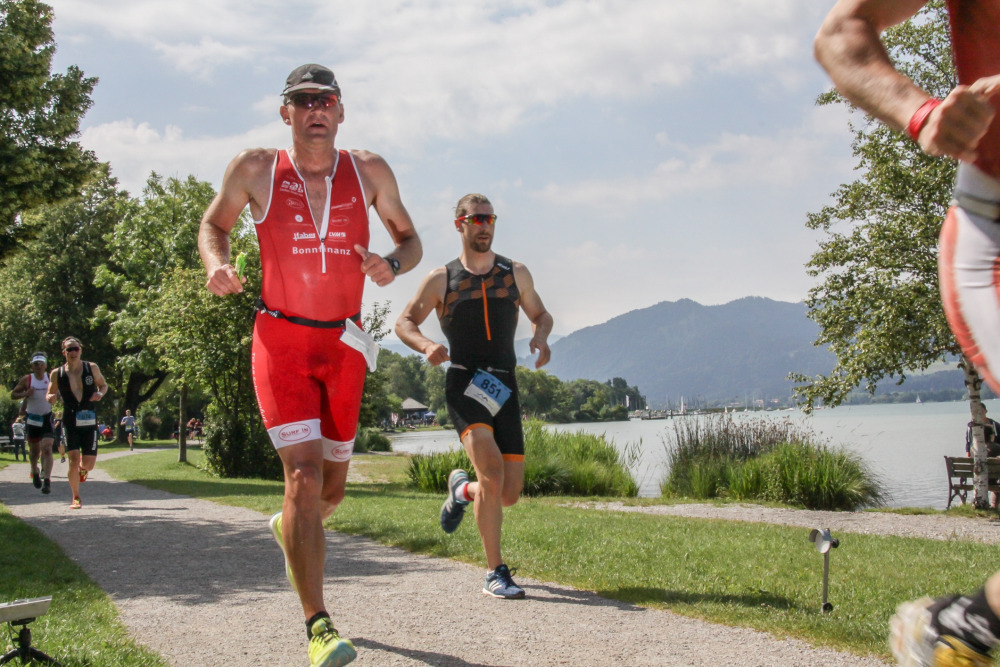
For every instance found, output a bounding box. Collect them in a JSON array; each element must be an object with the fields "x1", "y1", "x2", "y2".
[{"x1": 256, "y1": 298, "x2": 360, "y2": 329}]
